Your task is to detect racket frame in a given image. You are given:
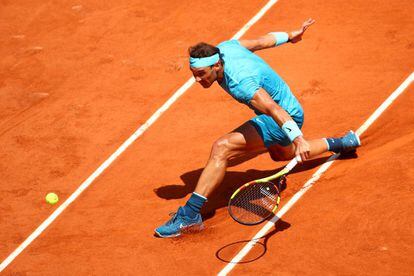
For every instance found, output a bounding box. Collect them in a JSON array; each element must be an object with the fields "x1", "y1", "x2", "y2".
[{"x1": 228, "y1": 158, "x2": 298, "y2": 225}]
